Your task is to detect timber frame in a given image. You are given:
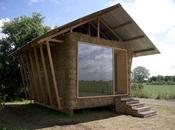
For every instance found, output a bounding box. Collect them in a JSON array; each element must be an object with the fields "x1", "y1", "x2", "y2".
[{"x1": 13, "y1": 4, "x2": 159, "y2": 113}]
